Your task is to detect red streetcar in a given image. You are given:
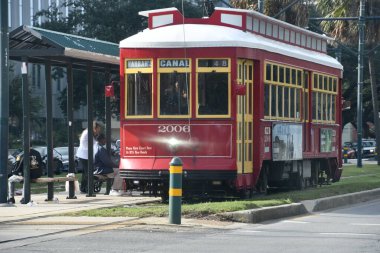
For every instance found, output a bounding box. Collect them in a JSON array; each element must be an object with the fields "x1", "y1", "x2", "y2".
[{"x1": 118, "y1": 7, "x2": 343, "y2": 198}]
